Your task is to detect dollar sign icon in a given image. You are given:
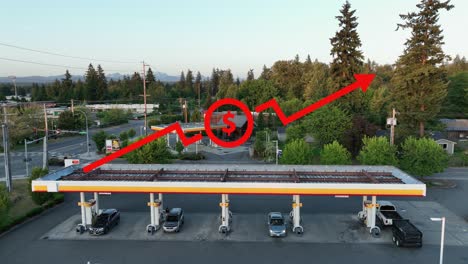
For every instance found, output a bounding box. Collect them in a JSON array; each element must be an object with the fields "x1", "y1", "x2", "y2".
[{"x1": 222, "y1": 110, "x2": 236, "y2": 136}]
